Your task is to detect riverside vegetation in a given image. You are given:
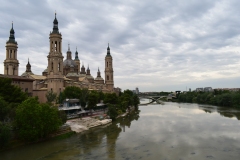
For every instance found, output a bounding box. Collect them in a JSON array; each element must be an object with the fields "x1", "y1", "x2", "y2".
[
  {"x1": 0, "y1": 78, "x2": 140, "y2": 149},
  {"x1": 58, "y1": 86, "x2": 140, "y2": 120},
  {"x1": 177, "y1": 90, "x2": 240, "y2": 107}
]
